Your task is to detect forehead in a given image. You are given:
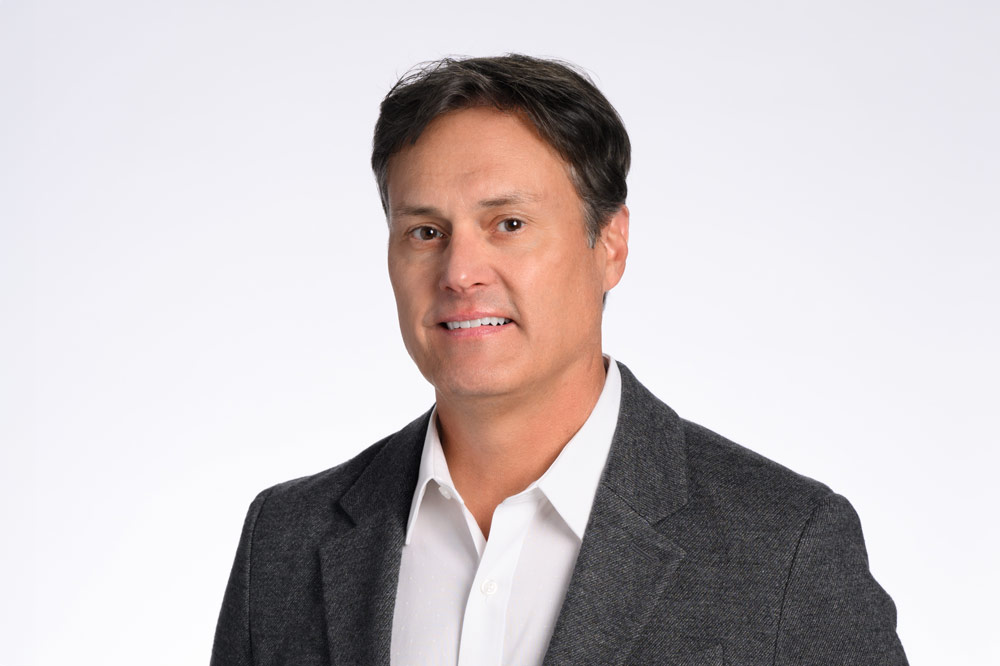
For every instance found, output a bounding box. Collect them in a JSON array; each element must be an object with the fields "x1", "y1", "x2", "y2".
[{"x1": 385, "y1": 107, "x2": 579, "y2": 214}]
